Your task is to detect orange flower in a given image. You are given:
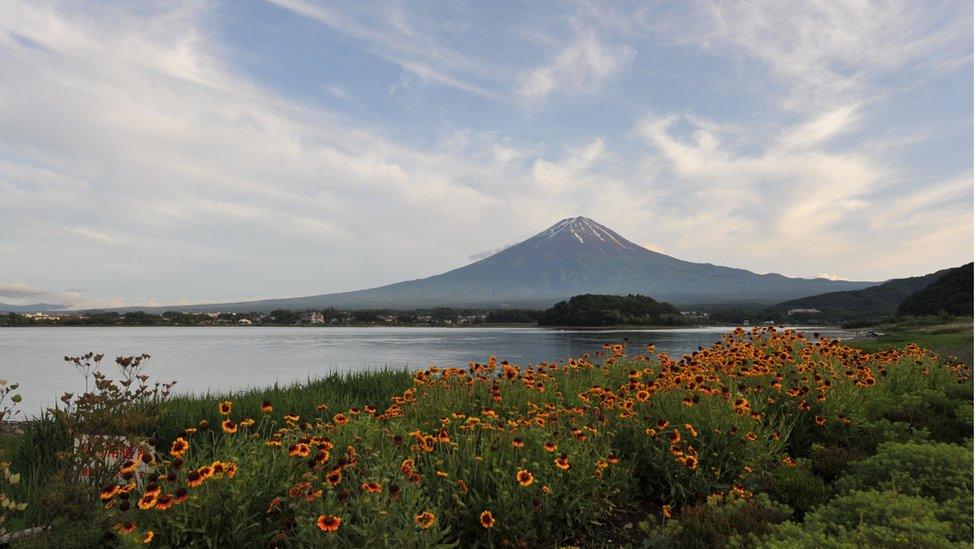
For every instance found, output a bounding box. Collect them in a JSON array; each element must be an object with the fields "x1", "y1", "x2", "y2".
[
  {"x1": 361, "y1": 481, "x2": 382, "y2": 494},
  {"x1": 316, "y1": 514, "x2": 342, "y2": 534},
  {"x1": 210, "y1": 461, "x2": 225, "y2": 476},
  {"x1": 333, "y1": 413, "x2": 349, "y2": 425},
  {"x1": 667, "y1": 430, "x2": 681, "y2": 445},
  {"x1": 154, "y1": 494, "x2": 175, "y2": 511},
  {"x1": 187, "y1": 470, "x2": 204, "y2": 488},
  {"x1": 662, "y1": 505, "x2": 672, "y2": 519},
  {"x1": 543, "y1": 441, "x2": 558, "y2": 452},
  {"x1": 172, "y1": 487, "x2": 189, "y2": 504},
  {"x1": 511, "y1": 437, "x2": 525, "y2": 448},
  {"x1": 288, "y1": 443, "x2": 311, "y2": 458},
  {"x1": 479, "y1": 510, "x2": 496, "y2": 529},
  {"x1": 635, "y1": 389, "x2": 650, "y2": 402},
  {"x1": 414, "y1": 511, "x2": 436, "y2": 529},
  {"x1": 137, "y1": 492, "x2": 157, "y2": 510},
  {"x1": 261, "y1": 400, "x2": 273, "y2": 413},
  {"x1": 115, "y1": 522, "x2": 137, "y2": 534},
  {"x1": 99, "y1": 484, "x2": 119, "y2": 502},
  {"x1": 221, "y1": 419, "x2": 238, "y2": 434},
  {"x1": 284, "y1": 413, "x2": 300, "y2": 423},
  {"x1": 217, "y1": 400, "x2": 232, "y2": 416},
  {"x1": 554, "y1": 454, "x2": 570, "y2": 470},
  {"x1": 169, "y1": 437, "x2": 189, "y2": 458},
  {"x1": 140, "y1": 530, "x2": 154, "y2": 544},
  {"x1": 325, "y1": 468, "x2": 343, "y2": 486},
  {"x1": 400, "y1": 458, "x2": 415, "y2": 475},
  {"x1": 516, "y1": 469, "x2": 534, "y2": 487},
  {"x1": 119, "y1": 459, "x2": 138, "y2": 476}
]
